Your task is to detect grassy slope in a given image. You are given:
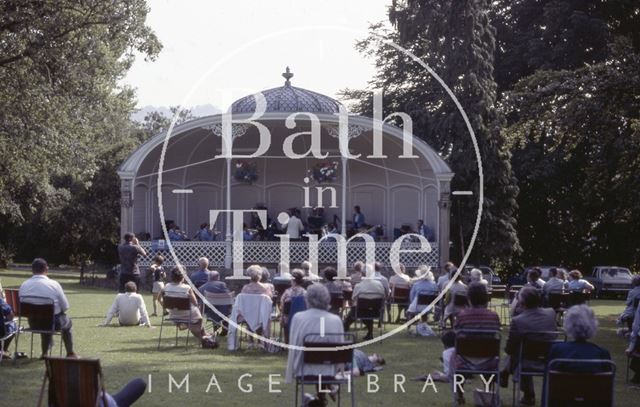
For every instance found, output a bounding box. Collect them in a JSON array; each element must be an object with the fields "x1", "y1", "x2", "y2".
[{"x1": 0, "y1": 269, "x2": 637, "y2": 406}]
